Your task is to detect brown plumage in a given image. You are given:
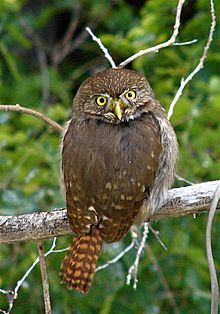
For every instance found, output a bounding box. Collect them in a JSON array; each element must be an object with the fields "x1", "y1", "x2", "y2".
[{"x1": 60, "y1": 68, "x2": 178, "y2": 293}]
